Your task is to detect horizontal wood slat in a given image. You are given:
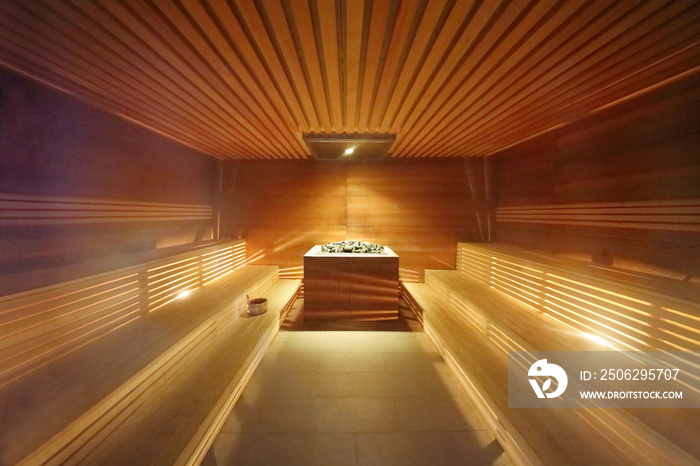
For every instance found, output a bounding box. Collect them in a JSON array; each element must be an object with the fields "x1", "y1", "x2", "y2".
[
  {"x1": 496, "y1": 199, "x2": 700, "y2": 232},
  {"x1": 1, "y1": 265, "x2": 292, "y2": 466},
  {"x1": 0, "y1": 193, "x2": 212, "y2": 225},
  {"x1": 456, "y1": 243, "x2": 700, "y2": 353},
  {"x1": 407, "y1": 277, "x2": 700, "y2": 465},
  {"x1": 1, "y1": 1, "x2": 699, "y2": 158},
  {"x1": 0, "y1": 240, "x2": 246, "y2": 386}
]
